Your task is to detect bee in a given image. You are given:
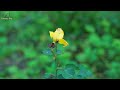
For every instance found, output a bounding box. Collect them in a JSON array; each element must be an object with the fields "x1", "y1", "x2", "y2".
[
  {"x1": 41, "y1": 42, "x2": 62, "y2": 55},
  {"x1": 48, "y1": 42, "x2": 55, "y2": 48}
]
